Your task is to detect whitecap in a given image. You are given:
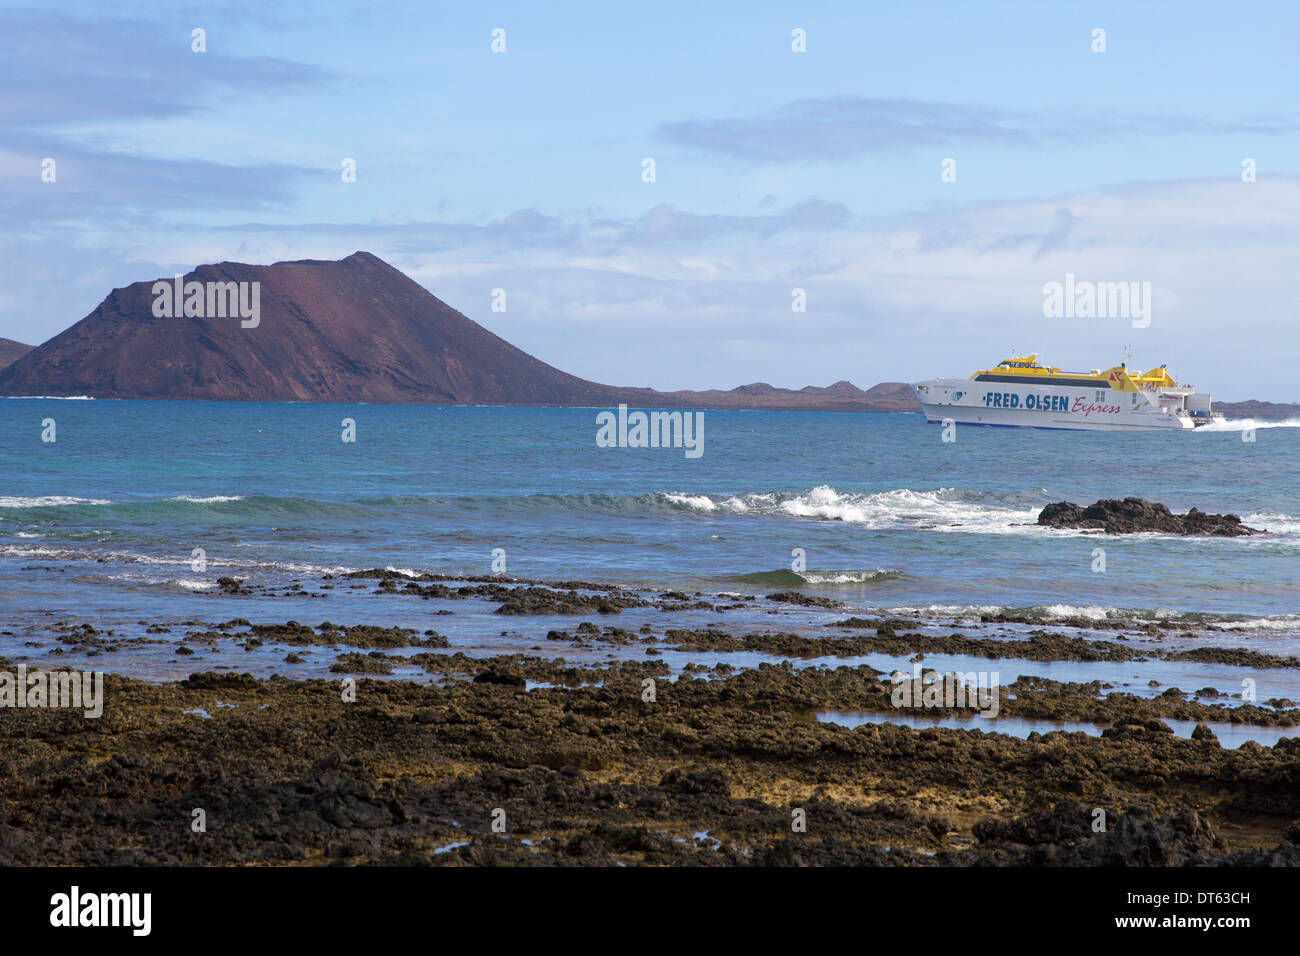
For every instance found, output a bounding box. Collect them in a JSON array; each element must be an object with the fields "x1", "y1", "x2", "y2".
[
  {"x1": 167, "y1": 495, "x2": 246, "y2": 503},
  {"x1": 0, "y1": 496, "x2": 112, "y2": 508}
]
